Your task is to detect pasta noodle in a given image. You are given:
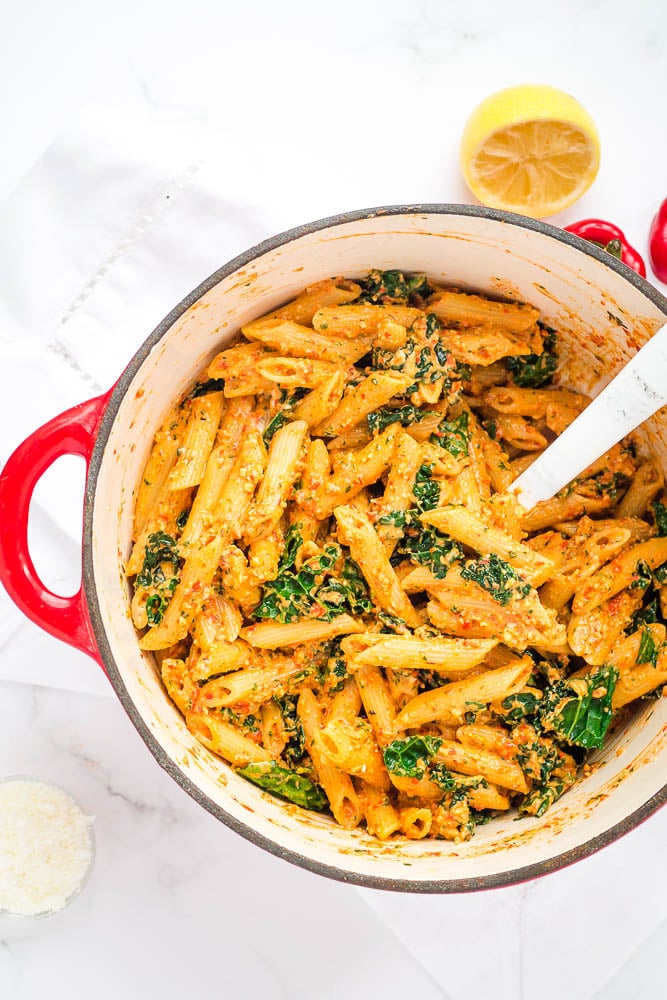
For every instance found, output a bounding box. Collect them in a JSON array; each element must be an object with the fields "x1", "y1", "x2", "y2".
[{"x1": 127, "y1": 268, "x2": 667, "y2": 843}]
